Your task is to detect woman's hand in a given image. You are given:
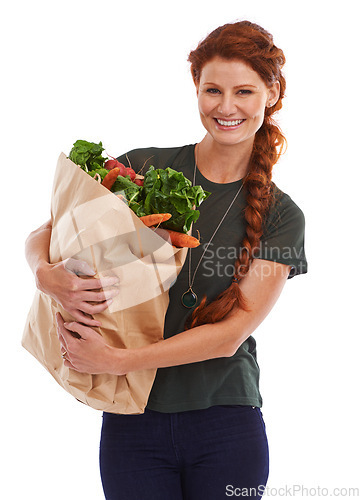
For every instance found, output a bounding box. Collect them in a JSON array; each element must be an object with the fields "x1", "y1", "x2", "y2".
[
  {"x1": 26, "y1": 219, "x2": 120, "y2": 327},
  {"x1": 37, "y1": 258, "x2": 120, "y2": 327},
  {"x1": 56, "y1": 313, "x2": 125, "y2": 375}
]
